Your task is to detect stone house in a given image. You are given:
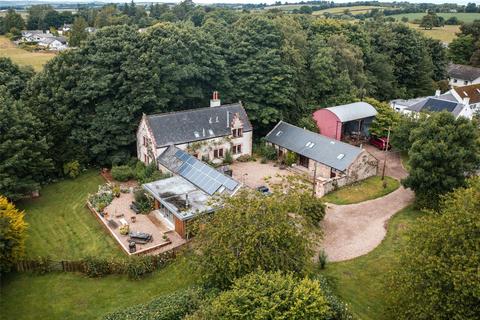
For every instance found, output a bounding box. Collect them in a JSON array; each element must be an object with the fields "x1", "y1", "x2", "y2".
[
  {"x1": 265, "y1": 121, "x2": 378, "y2": 197},
  {"x1": 136, "y1": 92, "x2": 253, "y2": 167}
]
